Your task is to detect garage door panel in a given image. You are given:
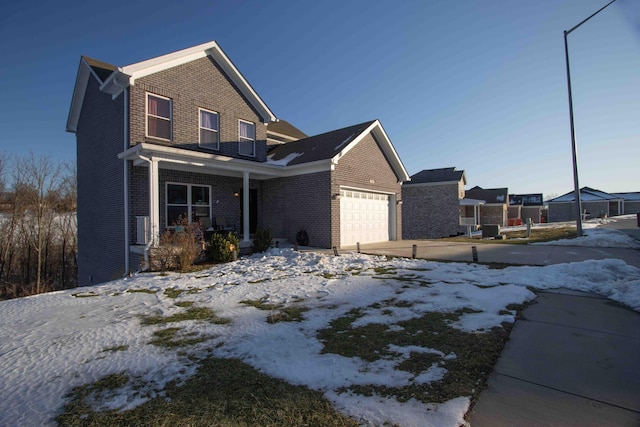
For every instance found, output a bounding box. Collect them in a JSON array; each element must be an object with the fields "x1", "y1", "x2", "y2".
[{"x1": 340, "y1": 190, "x2": 389, "y2": 246}]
